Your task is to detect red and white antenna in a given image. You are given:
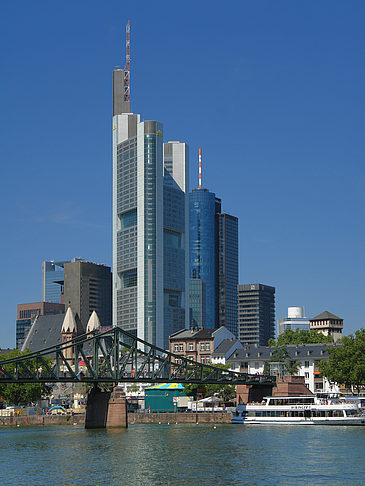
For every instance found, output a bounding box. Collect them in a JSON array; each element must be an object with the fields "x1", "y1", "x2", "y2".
[
  {"x1": 198, "y1": 147, "x2": 202, "y2": 188},
  {"x1": 124, "y1": 20, "x2": 130, "y2": 102}
]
